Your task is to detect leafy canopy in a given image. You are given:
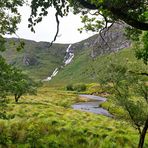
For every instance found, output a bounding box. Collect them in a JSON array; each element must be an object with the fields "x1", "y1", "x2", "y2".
[
  {"x1": 29, "y1": 0, "x2": 148, "y2": 33},
  {"x1": 28, "y1": 0, "x2": 148, "y2": 64},
  {"x1": 0, "y1": 0, "x2": 24, "y2": 35},
  {"x1": 0, "y1": 0, "x2": 25, "y2": 51}
]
